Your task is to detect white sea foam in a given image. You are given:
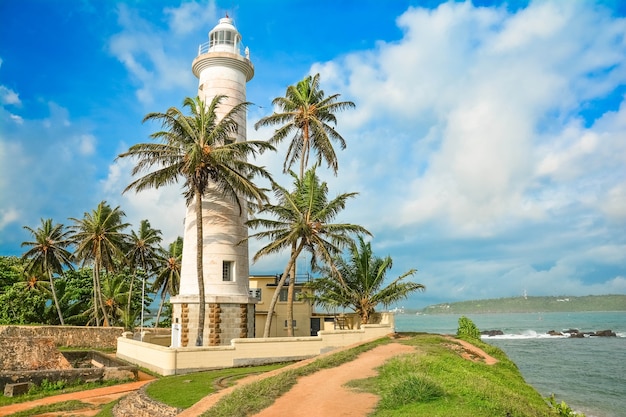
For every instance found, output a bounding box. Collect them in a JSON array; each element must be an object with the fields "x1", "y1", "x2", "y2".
[{"x1": 483, "y1": 330, "x2": 570, "y2": 339}]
